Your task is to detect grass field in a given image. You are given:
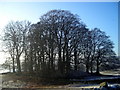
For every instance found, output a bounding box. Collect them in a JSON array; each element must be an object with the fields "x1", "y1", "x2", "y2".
[
  {"x1": 101, "y1": 68, "x2": 120, "y2": 75},
  {"x1": 1, "y1": 68, "x2": 120, "y2": 89}
]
